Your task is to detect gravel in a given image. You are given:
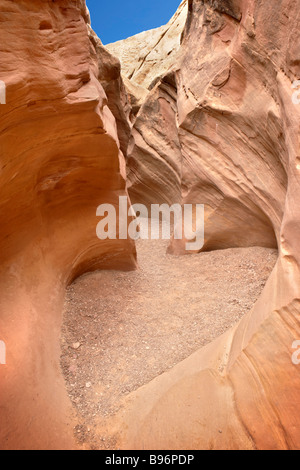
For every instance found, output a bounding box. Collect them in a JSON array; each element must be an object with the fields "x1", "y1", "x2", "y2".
[{"x1": 60, "y1": 239, "x2": 277, "y2": 448}]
